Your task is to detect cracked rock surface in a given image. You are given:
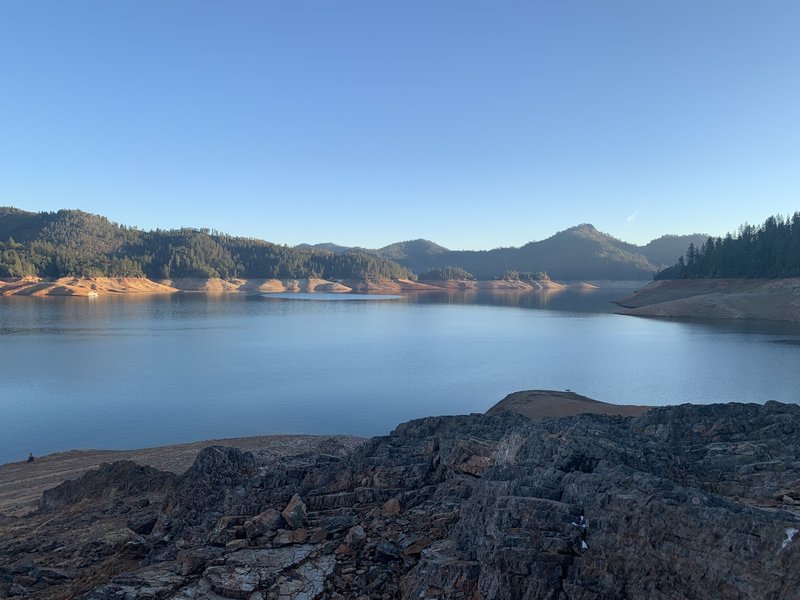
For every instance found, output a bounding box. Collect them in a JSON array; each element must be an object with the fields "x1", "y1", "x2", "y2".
[{"x1": 1, "y1": 402, "x2": 799, "y2": 599}]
